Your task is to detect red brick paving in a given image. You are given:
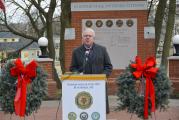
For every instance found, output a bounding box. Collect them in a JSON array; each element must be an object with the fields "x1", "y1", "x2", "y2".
[
  {"x1": 1, "y1": 106, "x2": 179, "y2": 120},
  {"x1": 1, "y1": 98, "x2": 179, "y2": 120}
]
